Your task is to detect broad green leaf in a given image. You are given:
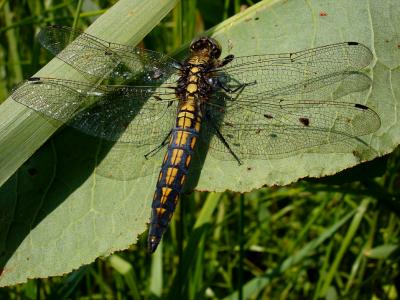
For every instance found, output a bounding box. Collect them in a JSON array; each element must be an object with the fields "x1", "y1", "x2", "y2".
[
  {"x1": 0, "y1": 0, "x2": 399, "y2": 286},
  {"x1": 195, "y1": 0, "x2": 399, "y2": 191}
]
